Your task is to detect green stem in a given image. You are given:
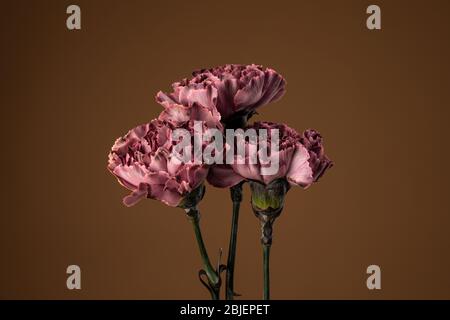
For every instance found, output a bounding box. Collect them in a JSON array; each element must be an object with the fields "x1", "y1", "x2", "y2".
[
  {"x1": 250, "y1": 179, "x2": 286, "y2": 300},
  {"x1": 226, "y1": 183, "x2": 243, "y2": 300},
  {"x1": 263, "y1": 244, "x2": 270, "y2": 300},
  {"x1": 187, "y1": 208, "x2": 220, "y2": 299}
]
